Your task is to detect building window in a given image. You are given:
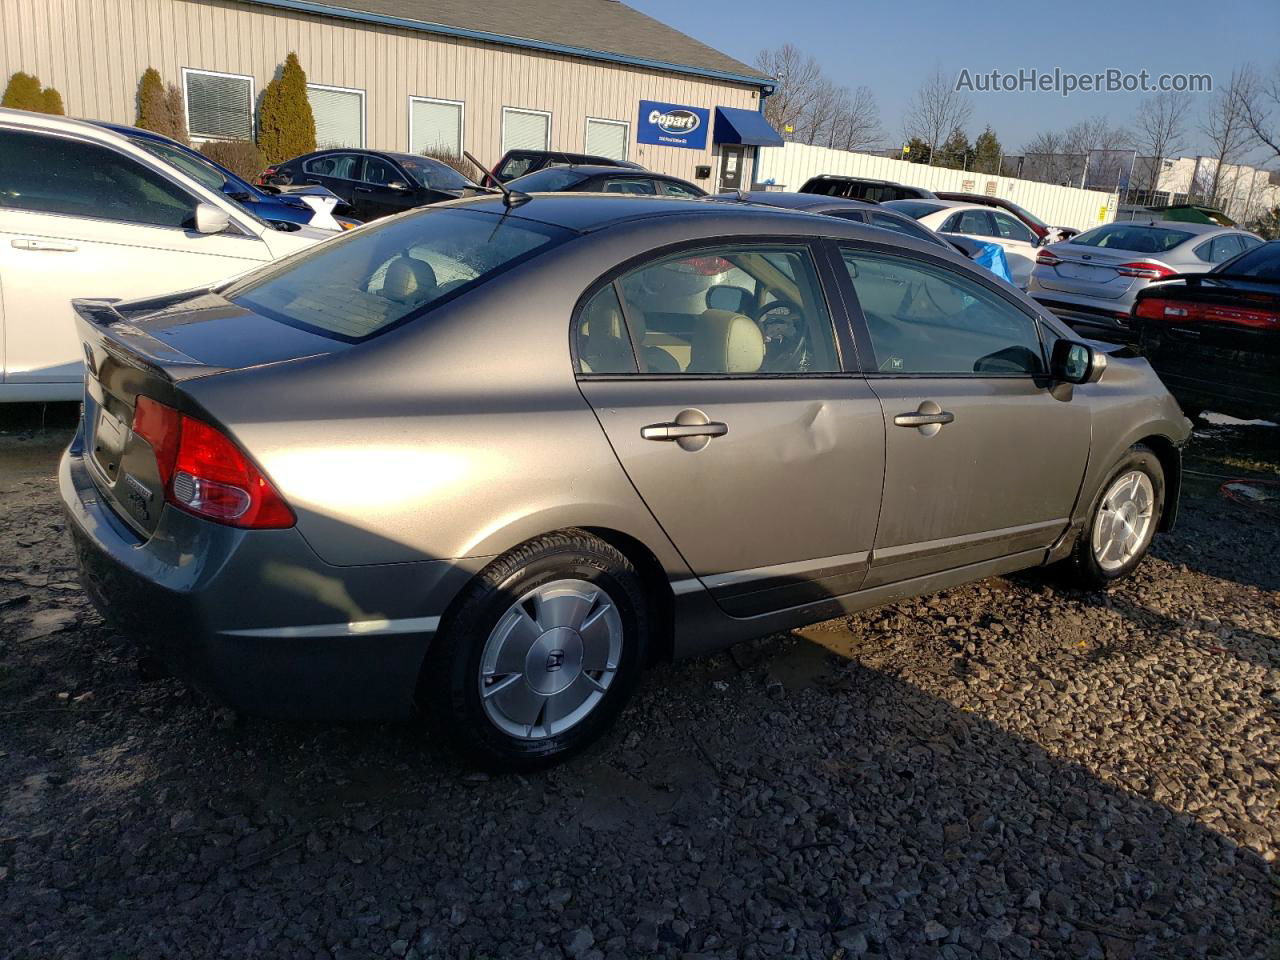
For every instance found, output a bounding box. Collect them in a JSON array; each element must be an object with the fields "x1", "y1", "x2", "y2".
[
  {"x1": 409, "y1": 97, "x2": 463, "y2": 156},
  {"x1": 307, "y1": 84, "x2": 365, "y2": 149},
  {"x1": 584, "y1": 118, "x2": 629, "y2": 161},
  {"x1": 502, "y1": 107, "x2": 550, "y2": 153},
  {"x1": 182, "y1": 68, "x2": 253, "y2": 141}
]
